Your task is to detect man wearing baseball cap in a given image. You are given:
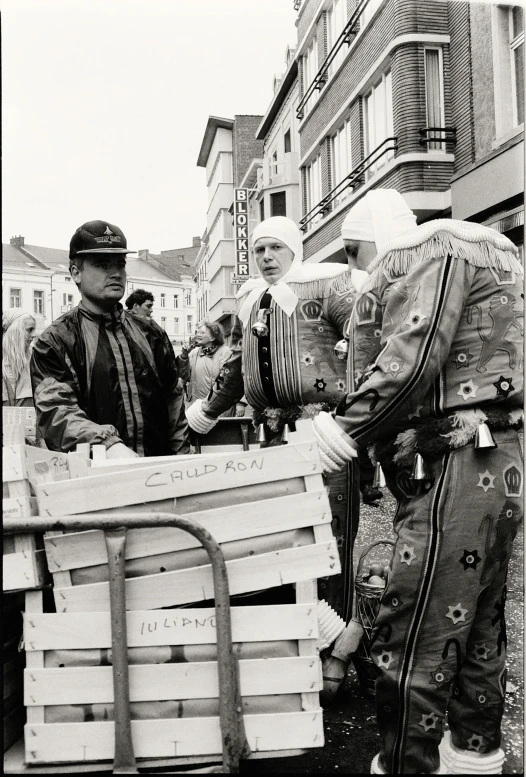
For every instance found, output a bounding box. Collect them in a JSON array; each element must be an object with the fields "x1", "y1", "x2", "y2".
[{"x1": 30, "y1": 220, "x2": 190, "y2": 458}]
